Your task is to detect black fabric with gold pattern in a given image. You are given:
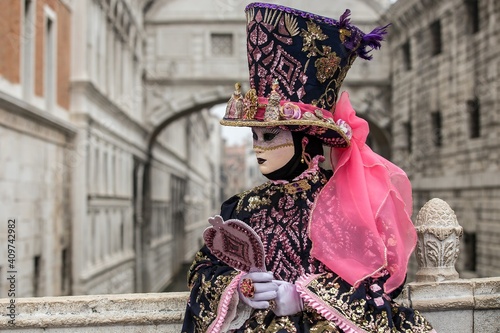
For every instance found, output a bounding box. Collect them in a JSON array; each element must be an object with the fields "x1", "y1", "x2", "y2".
[
  {"x1": 182, "y1": 169, "x2": 434, "y2": 332},
  {"x1": 302, "y1": 273, "x2": 435, "y2": 333}
]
